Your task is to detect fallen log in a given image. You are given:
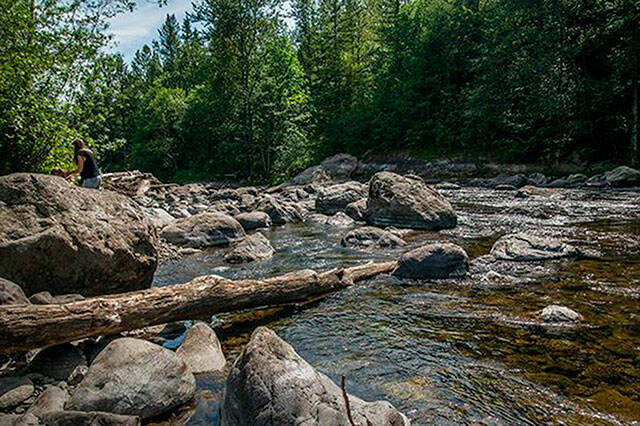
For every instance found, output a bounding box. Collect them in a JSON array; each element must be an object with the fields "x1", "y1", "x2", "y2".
[{"x1": 0, "y1": 261, "x2": 396, "y2": 354}]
